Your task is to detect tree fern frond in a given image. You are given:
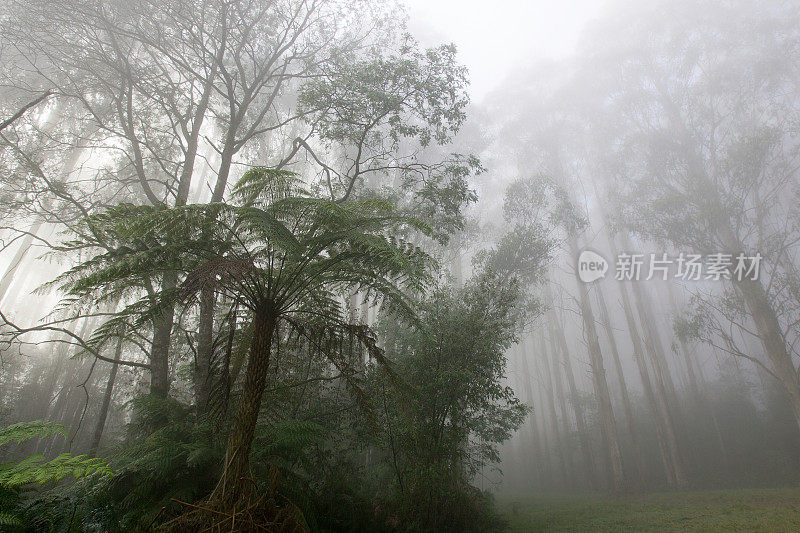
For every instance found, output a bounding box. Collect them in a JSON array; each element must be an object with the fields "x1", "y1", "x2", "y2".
[{"x1": 0, "y1": 421, "x2": 68, "y2": 447}]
